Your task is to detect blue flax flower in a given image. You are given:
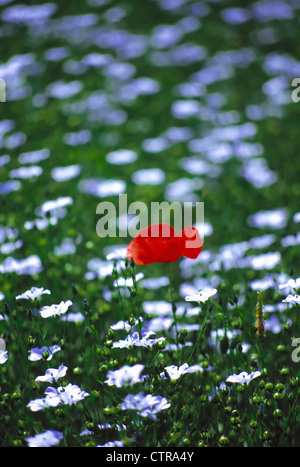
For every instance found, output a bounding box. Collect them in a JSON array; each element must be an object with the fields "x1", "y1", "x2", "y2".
[
  {"x1": 105, "y1": 364, "x2": 147, "y2": 387},
  {"x1": 121, "y1": 392, "x2": 170, "y2": 420},
  {"x1": 27, "y1": 383, "x2": 89, "y2": 412},
  {"x1": 35, "y1": 365, "x2": 68, "y2": 383},
  {"x1": 26, "y1": 429, "x2": 63, "y2": 447},
  {"x1": 112, "y1": 328, "x2": 165, "y2": 349},
  {"x1": 28, "y1": 345, "x2": 61, "y2": 361},
  {"x1": 226, "y1": 370, "x2": 261, "y2": 385}
]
